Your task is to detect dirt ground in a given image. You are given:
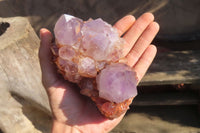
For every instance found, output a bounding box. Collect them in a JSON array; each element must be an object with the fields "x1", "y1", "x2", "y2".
[{"x1": 1, "y1": 0, "x2": 200, "y2": 132}]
